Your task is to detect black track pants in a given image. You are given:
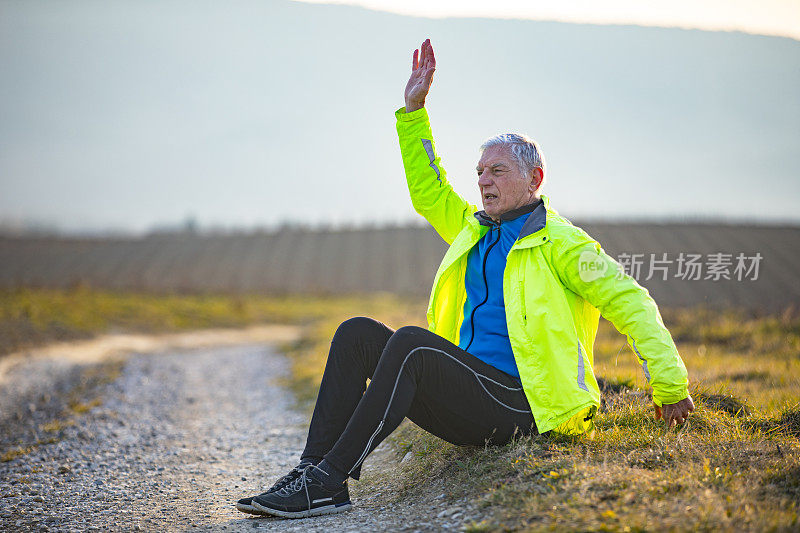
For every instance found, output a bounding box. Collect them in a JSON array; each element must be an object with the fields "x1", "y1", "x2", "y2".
[{"x1": 301, "y1": 317, "x2": 537, "y2": 480}]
